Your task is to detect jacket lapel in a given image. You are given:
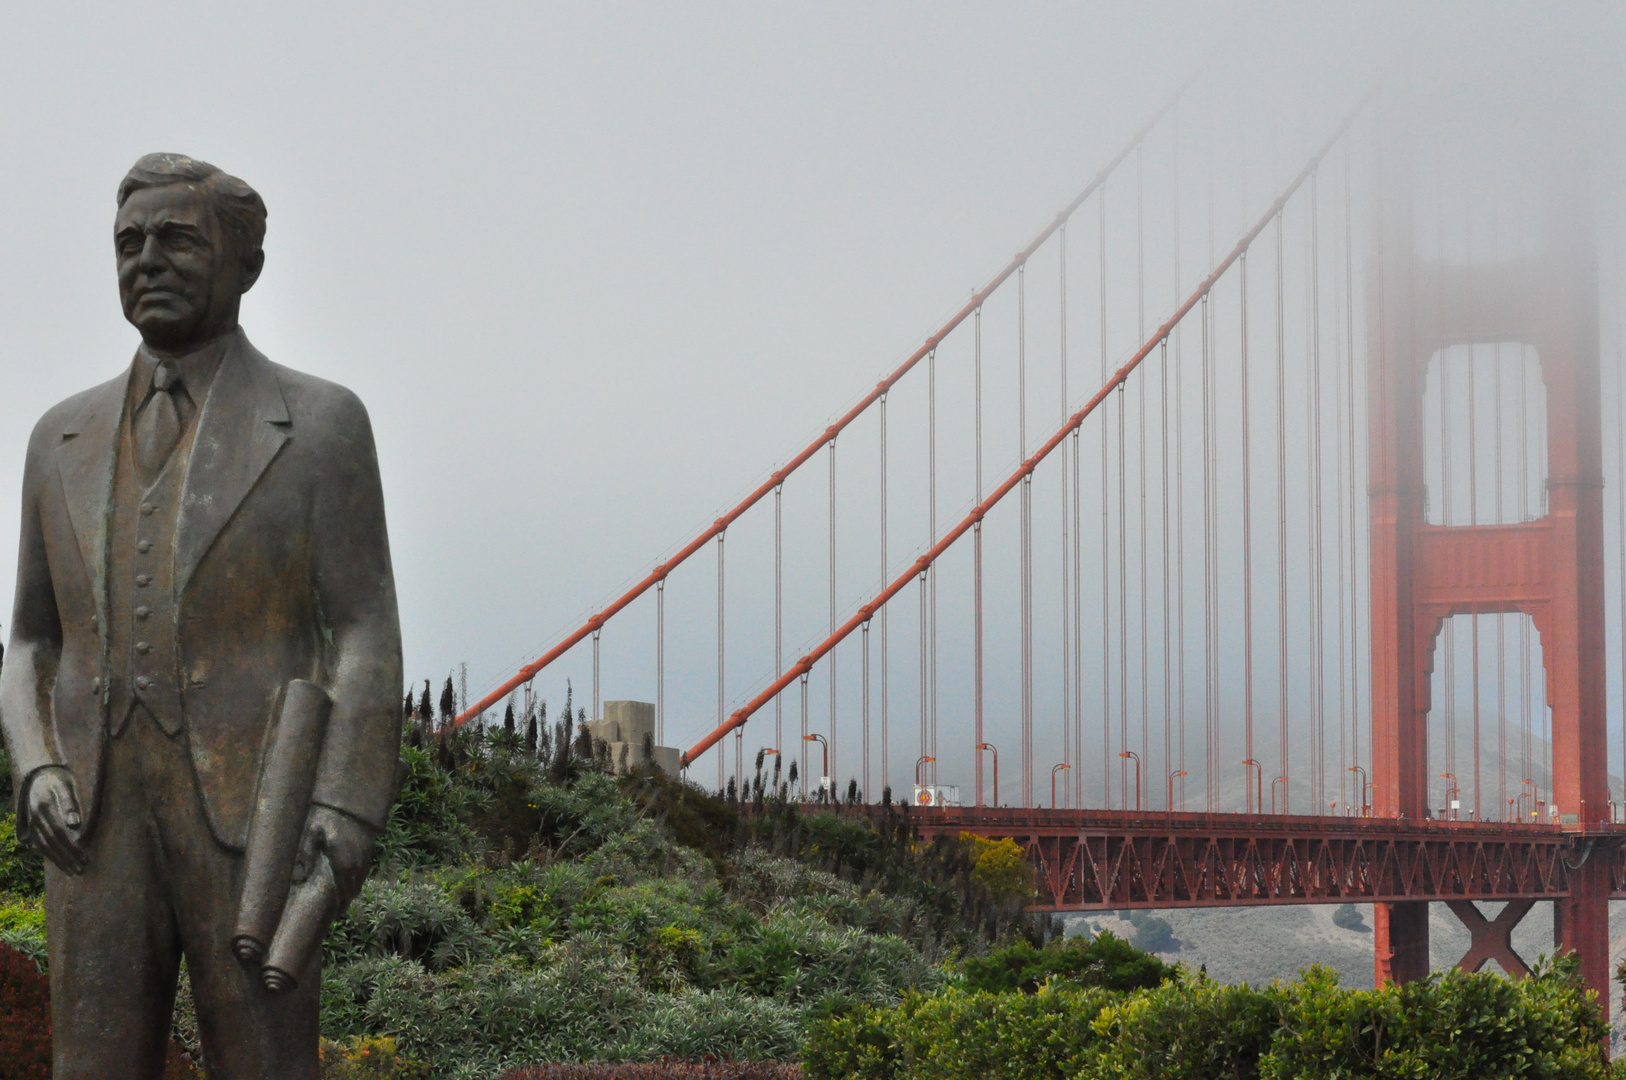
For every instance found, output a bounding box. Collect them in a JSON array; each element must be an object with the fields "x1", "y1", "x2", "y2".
[
  {"x1": 175, "y1": 332, "x2": 290, "y2": 595},
  {"x1": 54, "y1": 372, "x2": 129, "y2": 622}
]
